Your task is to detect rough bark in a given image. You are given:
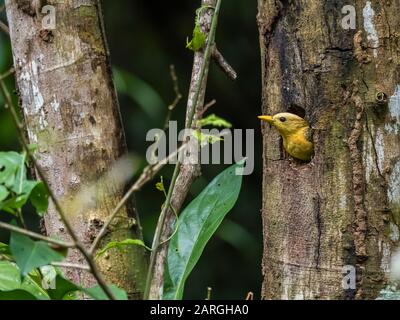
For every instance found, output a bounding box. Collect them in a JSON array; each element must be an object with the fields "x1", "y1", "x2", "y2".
[
  {"x1": 5, "y1": 0, "x2": 148, "y2": 298},
  {"x1": 258, "y1": 0, "x2": 400, "y2": 299}
]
